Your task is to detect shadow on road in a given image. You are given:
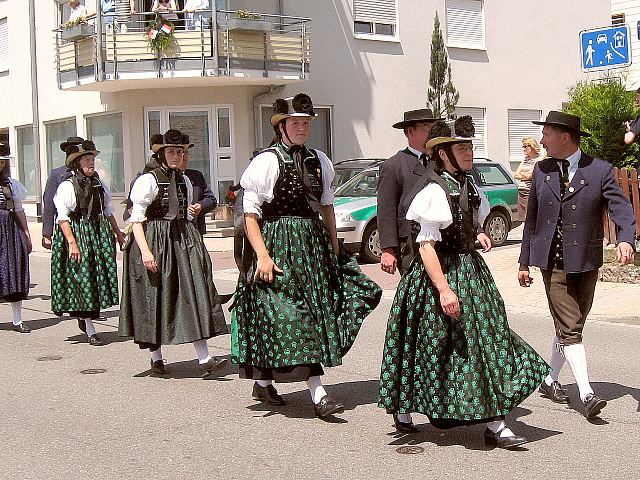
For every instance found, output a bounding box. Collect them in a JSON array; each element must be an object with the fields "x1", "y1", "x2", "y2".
[
  {"x1": 387, "y1": 406, "x2": 562, "y2": 450},
  {"x1": 132, "y1": 354, "x2": 235, "y2": 380},
  {"x1": 0, "y1": 316, "x2": 64, "y2": 332},
  {"x1": 561, "y1": 381, "x2": 640, "y2": 418}
]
